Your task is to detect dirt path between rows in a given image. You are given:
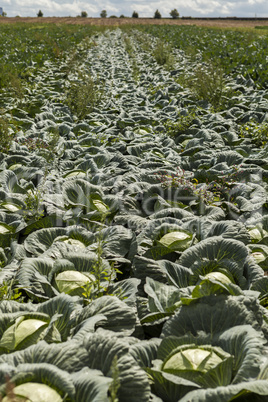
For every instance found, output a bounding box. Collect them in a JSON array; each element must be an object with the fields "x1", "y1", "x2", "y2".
[{"x1": 0, "y1": 17, "x2": 267, "y2": 29}]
